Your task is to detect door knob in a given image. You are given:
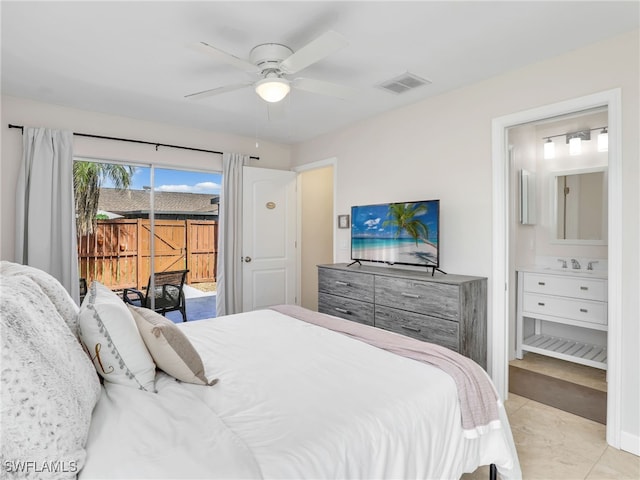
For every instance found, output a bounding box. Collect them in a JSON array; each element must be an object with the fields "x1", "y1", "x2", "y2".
[{"x1": 244, "y1": 256, "x2": 252, "y2": 263}]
